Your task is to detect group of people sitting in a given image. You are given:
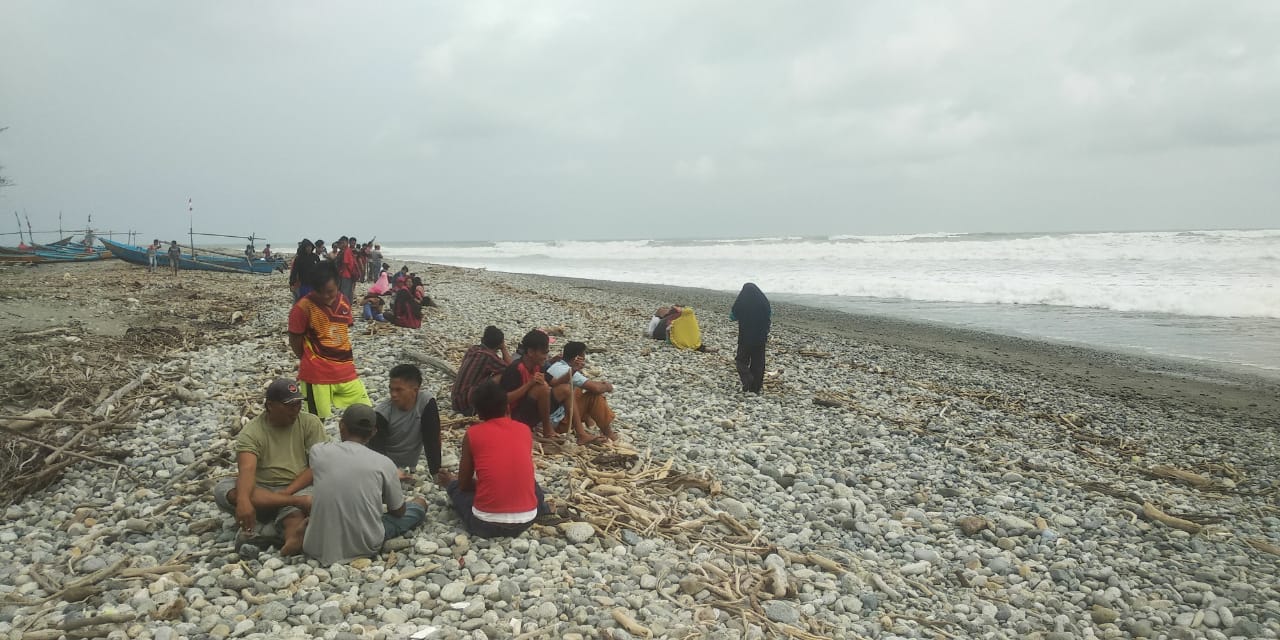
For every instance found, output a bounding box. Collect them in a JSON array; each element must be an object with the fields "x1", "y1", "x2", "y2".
[
  {"x1": 288, "y1": 237, "x2": 430, "y2": 329},
  {"x1": 361, "y1": 265, "x2": 435, "y2": 328},
  {"x1": 215, "y1": 324, "x2": 620, "y2": 563}
]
